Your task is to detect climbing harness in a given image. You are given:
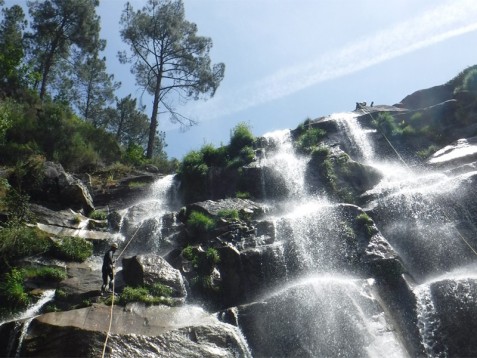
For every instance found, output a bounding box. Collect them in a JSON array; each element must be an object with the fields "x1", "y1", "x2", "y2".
[
  {"x1": 101, "y1": 221, "x2": 146, "y2": 358},
  {"x1": 361, "y1": 108, "x2": 477, "y2": 257}
]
